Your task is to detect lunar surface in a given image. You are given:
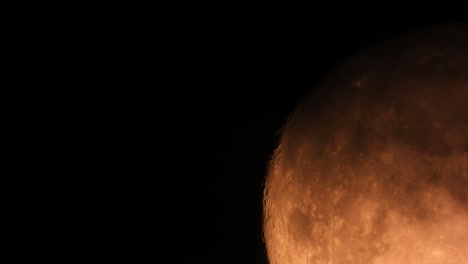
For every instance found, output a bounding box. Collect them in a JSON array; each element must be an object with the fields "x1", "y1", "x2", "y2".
[{"x1": 263, "y1": 25, "x2": 468, "y2": 264}]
